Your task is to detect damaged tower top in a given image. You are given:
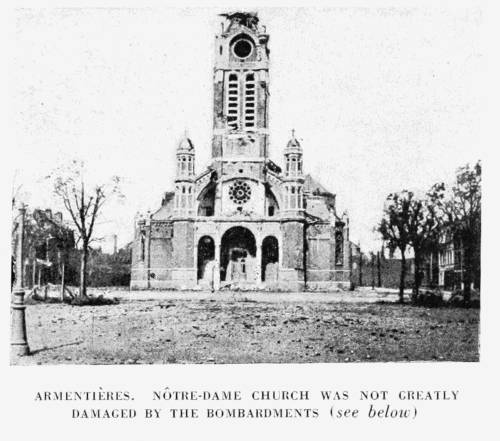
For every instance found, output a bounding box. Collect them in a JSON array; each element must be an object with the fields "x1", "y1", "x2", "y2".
[{"x1": 219, "y1": 11, "x2": 260, "y2": 33}]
